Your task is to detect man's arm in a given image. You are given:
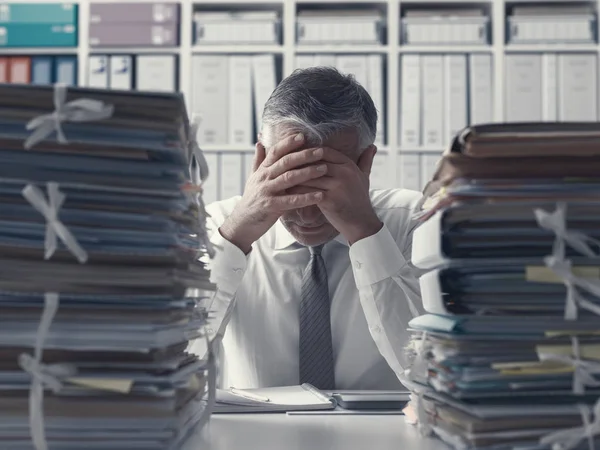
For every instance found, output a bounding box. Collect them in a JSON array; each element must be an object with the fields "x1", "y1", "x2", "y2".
[
  {"x1": 203, "y1": 200, "x2": 248, "y2": 342},
  {"x1": 200, "y1": 134, "x2": 328, "y2": 344},
  {"x1": 348, "y1": 219, "x2": 424, "y2": 378},
  {"x1": 298, "y1": 145, "x2": 424, "y2": 377}
]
